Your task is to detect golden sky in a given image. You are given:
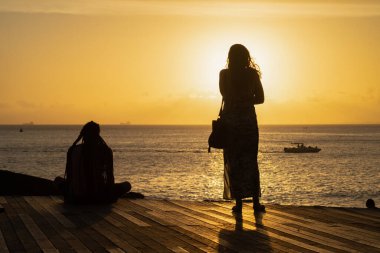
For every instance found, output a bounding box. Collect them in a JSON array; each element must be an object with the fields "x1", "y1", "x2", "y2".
[{"x1": 1, "y1": 0, "x2": 379, "y2": 124}]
